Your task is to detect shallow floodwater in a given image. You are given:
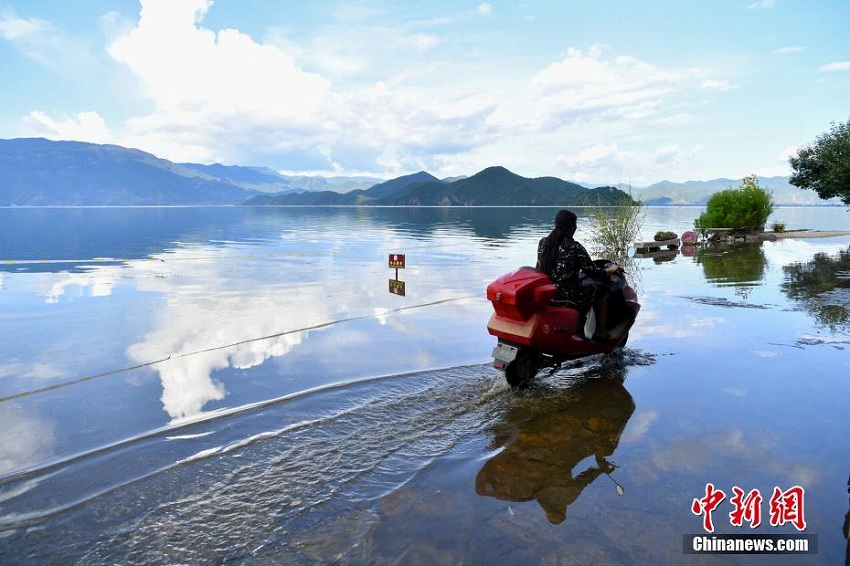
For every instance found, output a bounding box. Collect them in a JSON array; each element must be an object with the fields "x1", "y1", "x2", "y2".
[{"x1": 0, "y1": 206, "x2": 848, "y2": 564}]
